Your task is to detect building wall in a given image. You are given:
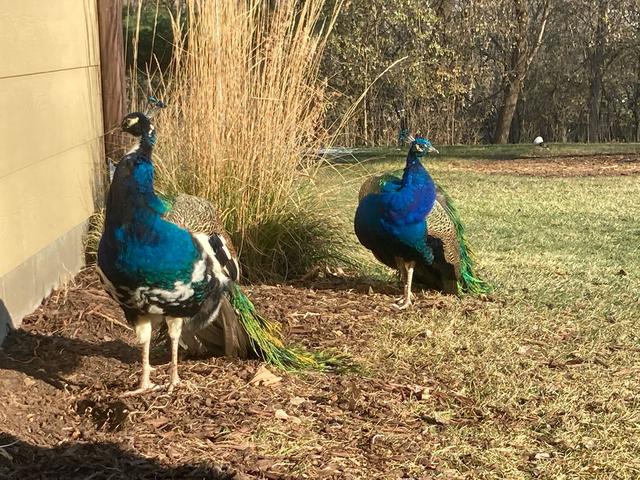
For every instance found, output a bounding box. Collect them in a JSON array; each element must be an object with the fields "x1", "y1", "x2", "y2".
[{"x1": 0, "y1": 0, "x2": 104, "y2": 343}]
